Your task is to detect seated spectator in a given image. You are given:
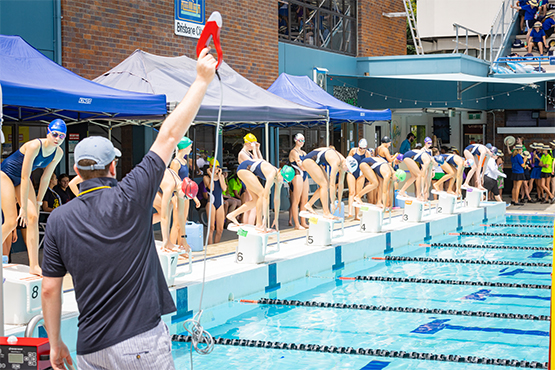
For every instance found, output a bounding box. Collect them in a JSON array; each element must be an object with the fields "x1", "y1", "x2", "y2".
[
  {"x1": 222, "y1": 168, "x2": 241, "y2": 218},
  {"x1": 53, "y1": 173, "x2": 75, "y2": 204},
  {"x1": 399, "y1": 133, "x2": 415, "y2": 154},
  {"x1": 543, "y1": 11, "x2": 555, "y2": 37},
  {"x1": 528, "y1": 21, "x2": 547, "y2": 55},
  {"x1": 41, "y1": 173, "x2": 62, "y2": 223},
  {"x1": 512, "y1": 0, "x2": 539, "y2": 32},
  {"x1": 540, "y1": 0, "x2": 549, "y2": 18}
]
